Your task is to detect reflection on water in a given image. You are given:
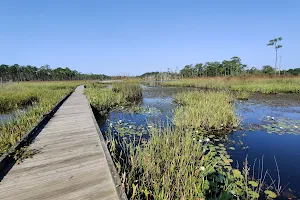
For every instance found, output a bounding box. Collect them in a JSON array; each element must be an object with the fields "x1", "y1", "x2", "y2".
[{"x1": 96, "y1": 86, "x2": 300, "y2": 198}]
